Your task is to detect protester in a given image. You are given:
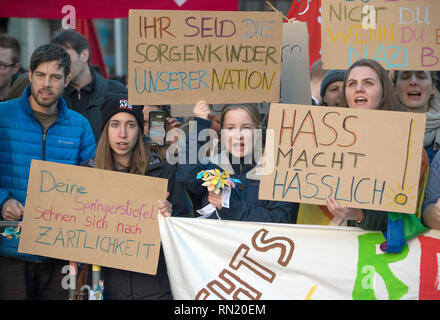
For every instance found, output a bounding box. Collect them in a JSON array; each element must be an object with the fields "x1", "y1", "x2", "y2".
[
  {"x1": 325, "y1": 59, "x2": 408, "y2": 227},
  {"x1": 0, "y1": 33, "x2": 21, "y2": 101},
  {"x1": 422, "y1": 151, "x2": 440, "y2": 230},
  {"x1": 176, "y1": 100, "x2": 298, "y2": 223},
  {"x1": 322, "y1": 59, "x2": 430, "y2": 253},
  {"x1": 319, "y1": 70, "x2": 346, "y2": 107},
  {"x1": 84, "y1": 94, "x2": 188, "y2": 299},
  {"x1": 310, "y1": 59, "x2": 327, "y2": 105},
  {"x1": 51, "y1": 30, "x2": 127, "y2": 143},
  {"x1": 393, "y1": 70, "x2": 440, "y2": 164},
  {"x1": 299, "y1": 60, "x2": 429, "y2": 231},
  {"x1": 0, "y1": 43, "x2": 96, "y2": 299}
]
